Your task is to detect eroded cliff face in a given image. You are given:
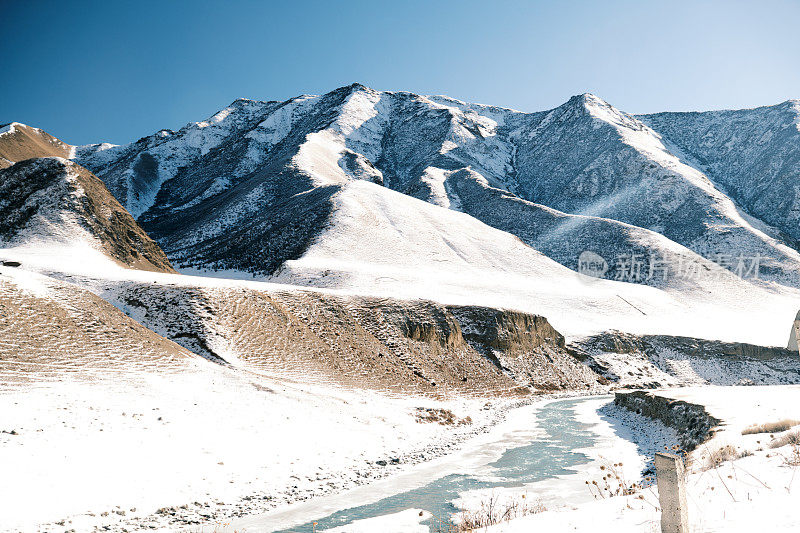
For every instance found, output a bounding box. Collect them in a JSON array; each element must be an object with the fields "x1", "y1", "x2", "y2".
[
  {"x1": 613, "y1": 390, "x2": 721, "y2": 451},
  {"x1": 449, "y1": 306, "x2": 600, "y2": 390},
  {"x1": 571, "y1": 332, "x2": 800, "y2": 388},
  {"x1": 102, "y1": 281, "x2": 603, "y2": 395}
]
